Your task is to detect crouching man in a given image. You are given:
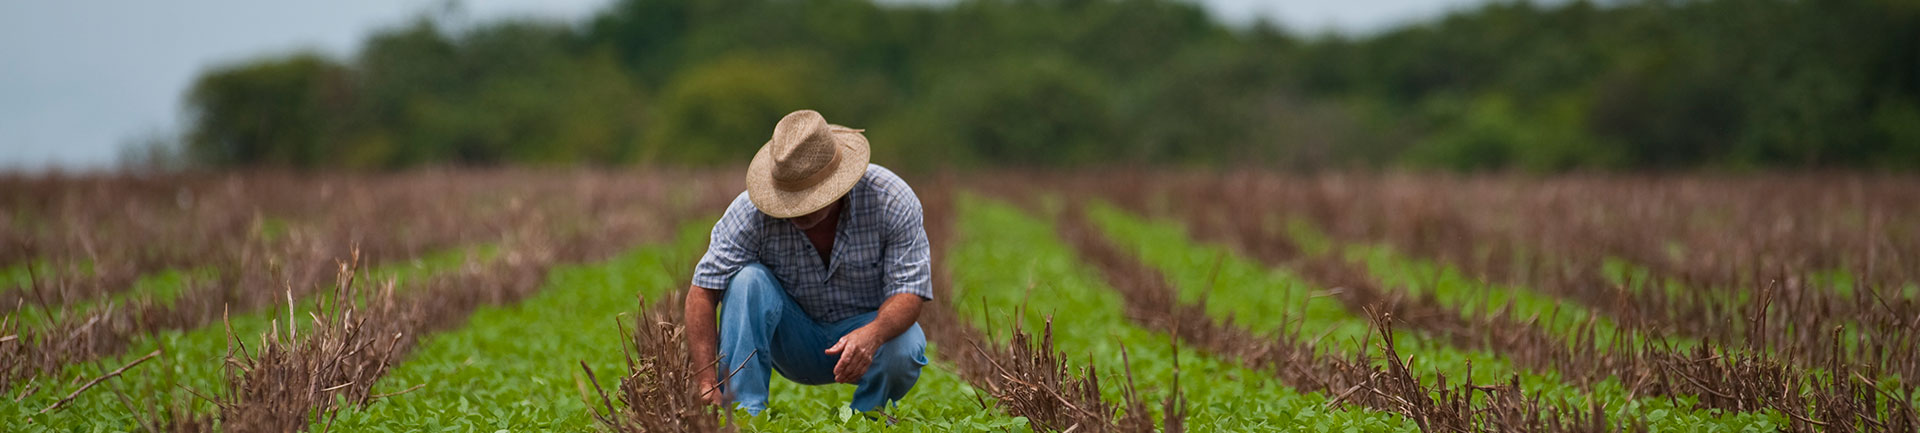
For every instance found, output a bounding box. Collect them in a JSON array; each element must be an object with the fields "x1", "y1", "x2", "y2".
[{"x1": 684, "y1": 109, "x2": 932, "y2": 415}]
